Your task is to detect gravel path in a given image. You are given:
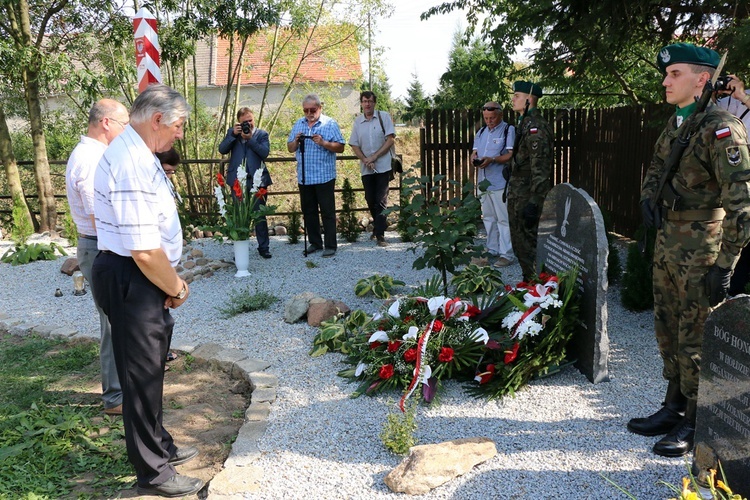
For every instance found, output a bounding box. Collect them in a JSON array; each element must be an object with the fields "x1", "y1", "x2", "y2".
[{"x1": 0, "y1": 233, "x2": 687, "y2": 499}]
